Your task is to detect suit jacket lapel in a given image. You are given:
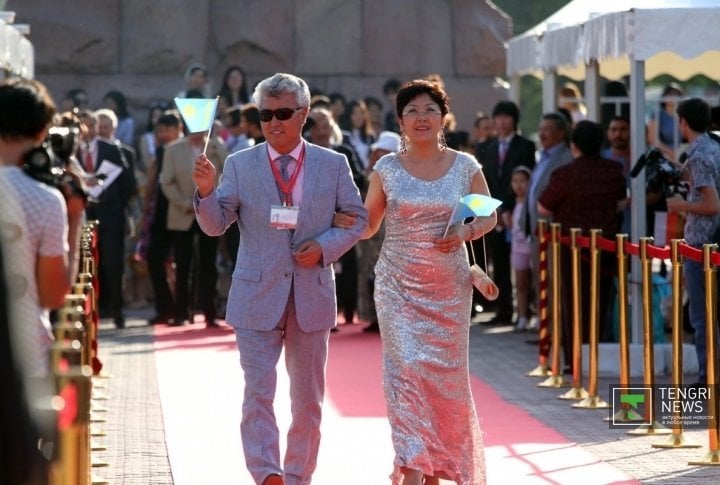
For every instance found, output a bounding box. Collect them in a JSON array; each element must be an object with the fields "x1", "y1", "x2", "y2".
[
  {"x1": 256, "y1": 142, "x2": 283, "y2": 205},
  {"x1": 296, "y1": 144, "x2": 320, "y2": 230}
]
